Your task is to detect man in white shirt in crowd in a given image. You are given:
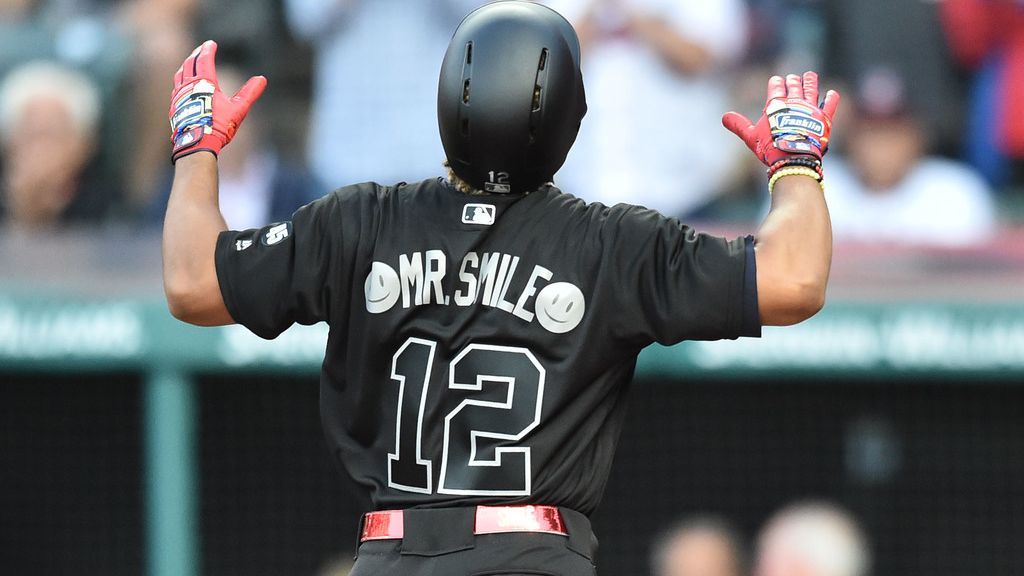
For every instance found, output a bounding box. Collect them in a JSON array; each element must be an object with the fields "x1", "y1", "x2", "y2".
[
  {"x1": 826, "y1": 68, "x2": 997, "y2": 247},
  {"x1": 544, "y1": 0, "x2": 748, "y2": 217},
  {"x1": 284, "y1": 0, "x2": 486, "y2": 188}
]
